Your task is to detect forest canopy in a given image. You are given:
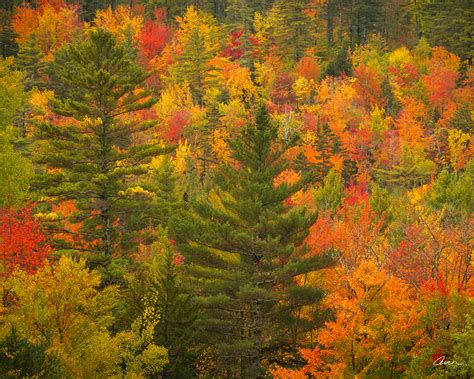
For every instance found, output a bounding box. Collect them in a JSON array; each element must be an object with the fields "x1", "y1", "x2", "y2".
[{"x1": 0, "y1": 0, "x2": 473, "y2": 378}]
